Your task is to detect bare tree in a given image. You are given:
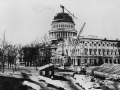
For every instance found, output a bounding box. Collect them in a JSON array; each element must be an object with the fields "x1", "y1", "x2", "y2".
[
  {"x1": 7, "y1": 44, "x2": 19, "y2": 72},
  {"x1": 0, "y1": 30, "x2": 10, "y2": 73},
  {"x1": 41, "y1": 34, "x2": 49, "y2": 44}
]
